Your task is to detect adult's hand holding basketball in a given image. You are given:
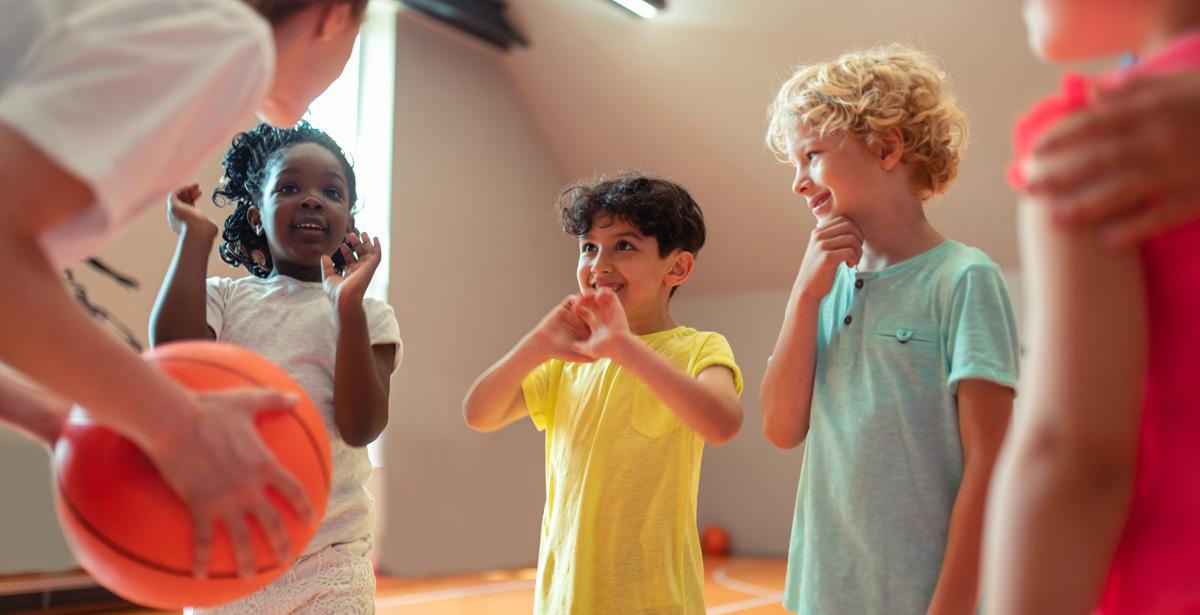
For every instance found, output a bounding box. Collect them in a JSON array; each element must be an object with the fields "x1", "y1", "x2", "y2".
[{"x1": 148, "y1": 388, "x2": 315, "y2": 579}]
